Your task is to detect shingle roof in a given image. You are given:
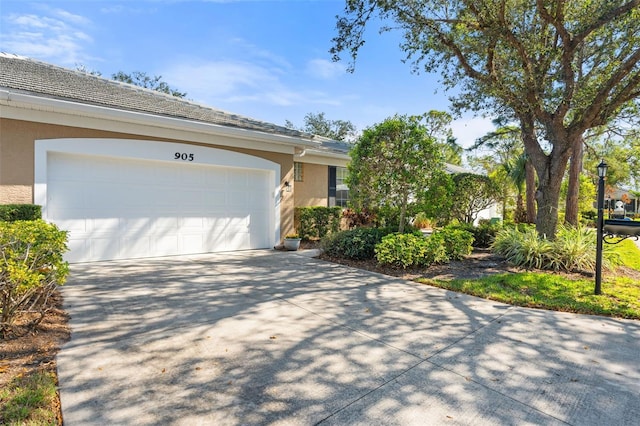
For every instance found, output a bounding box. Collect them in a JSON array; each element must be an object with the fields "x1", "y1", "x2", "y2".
[
  {"x1": 0, "y1": 53, "x2": 311, "y2": 139},
  {"x1": 307, "y1": 134, "x2": 353, "y2": 155}
]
